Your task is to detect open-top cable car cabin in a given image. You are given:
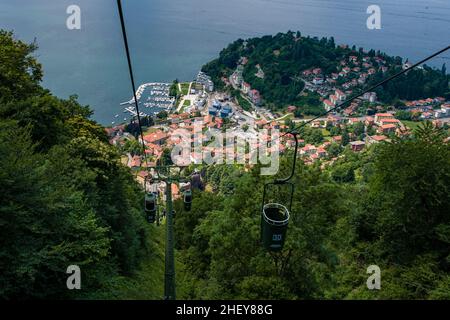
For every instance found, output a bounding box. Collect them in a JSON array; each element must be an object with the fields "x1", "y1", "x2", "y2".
[
  {"x1": 260, "y1": 132, "x2": 298, "y2": 252},
  {"x1": 145, "y1": 192, "x2": 157, "y2": 223},
  {"x1": 183, "y1": 189, "x2": 192, "y2": 211}
]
